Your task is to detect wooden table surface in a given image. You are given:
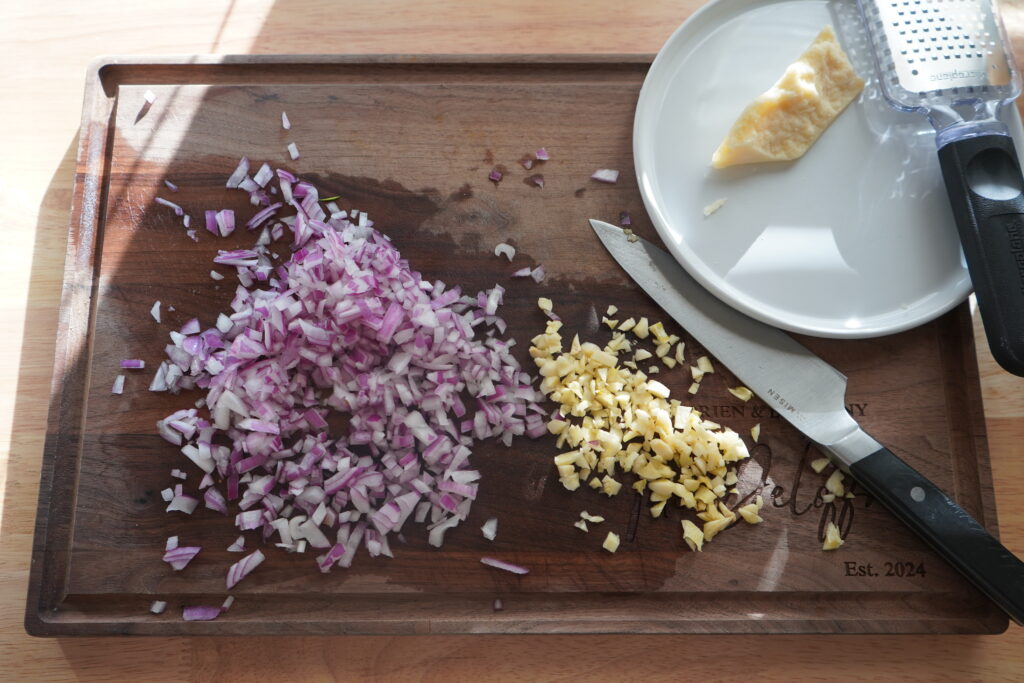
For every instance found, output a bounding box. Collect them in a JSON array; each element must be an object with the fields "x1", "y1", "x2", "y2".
[{"x1": 2, "y1": 0, "x2": 1023, "y2": 679}]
